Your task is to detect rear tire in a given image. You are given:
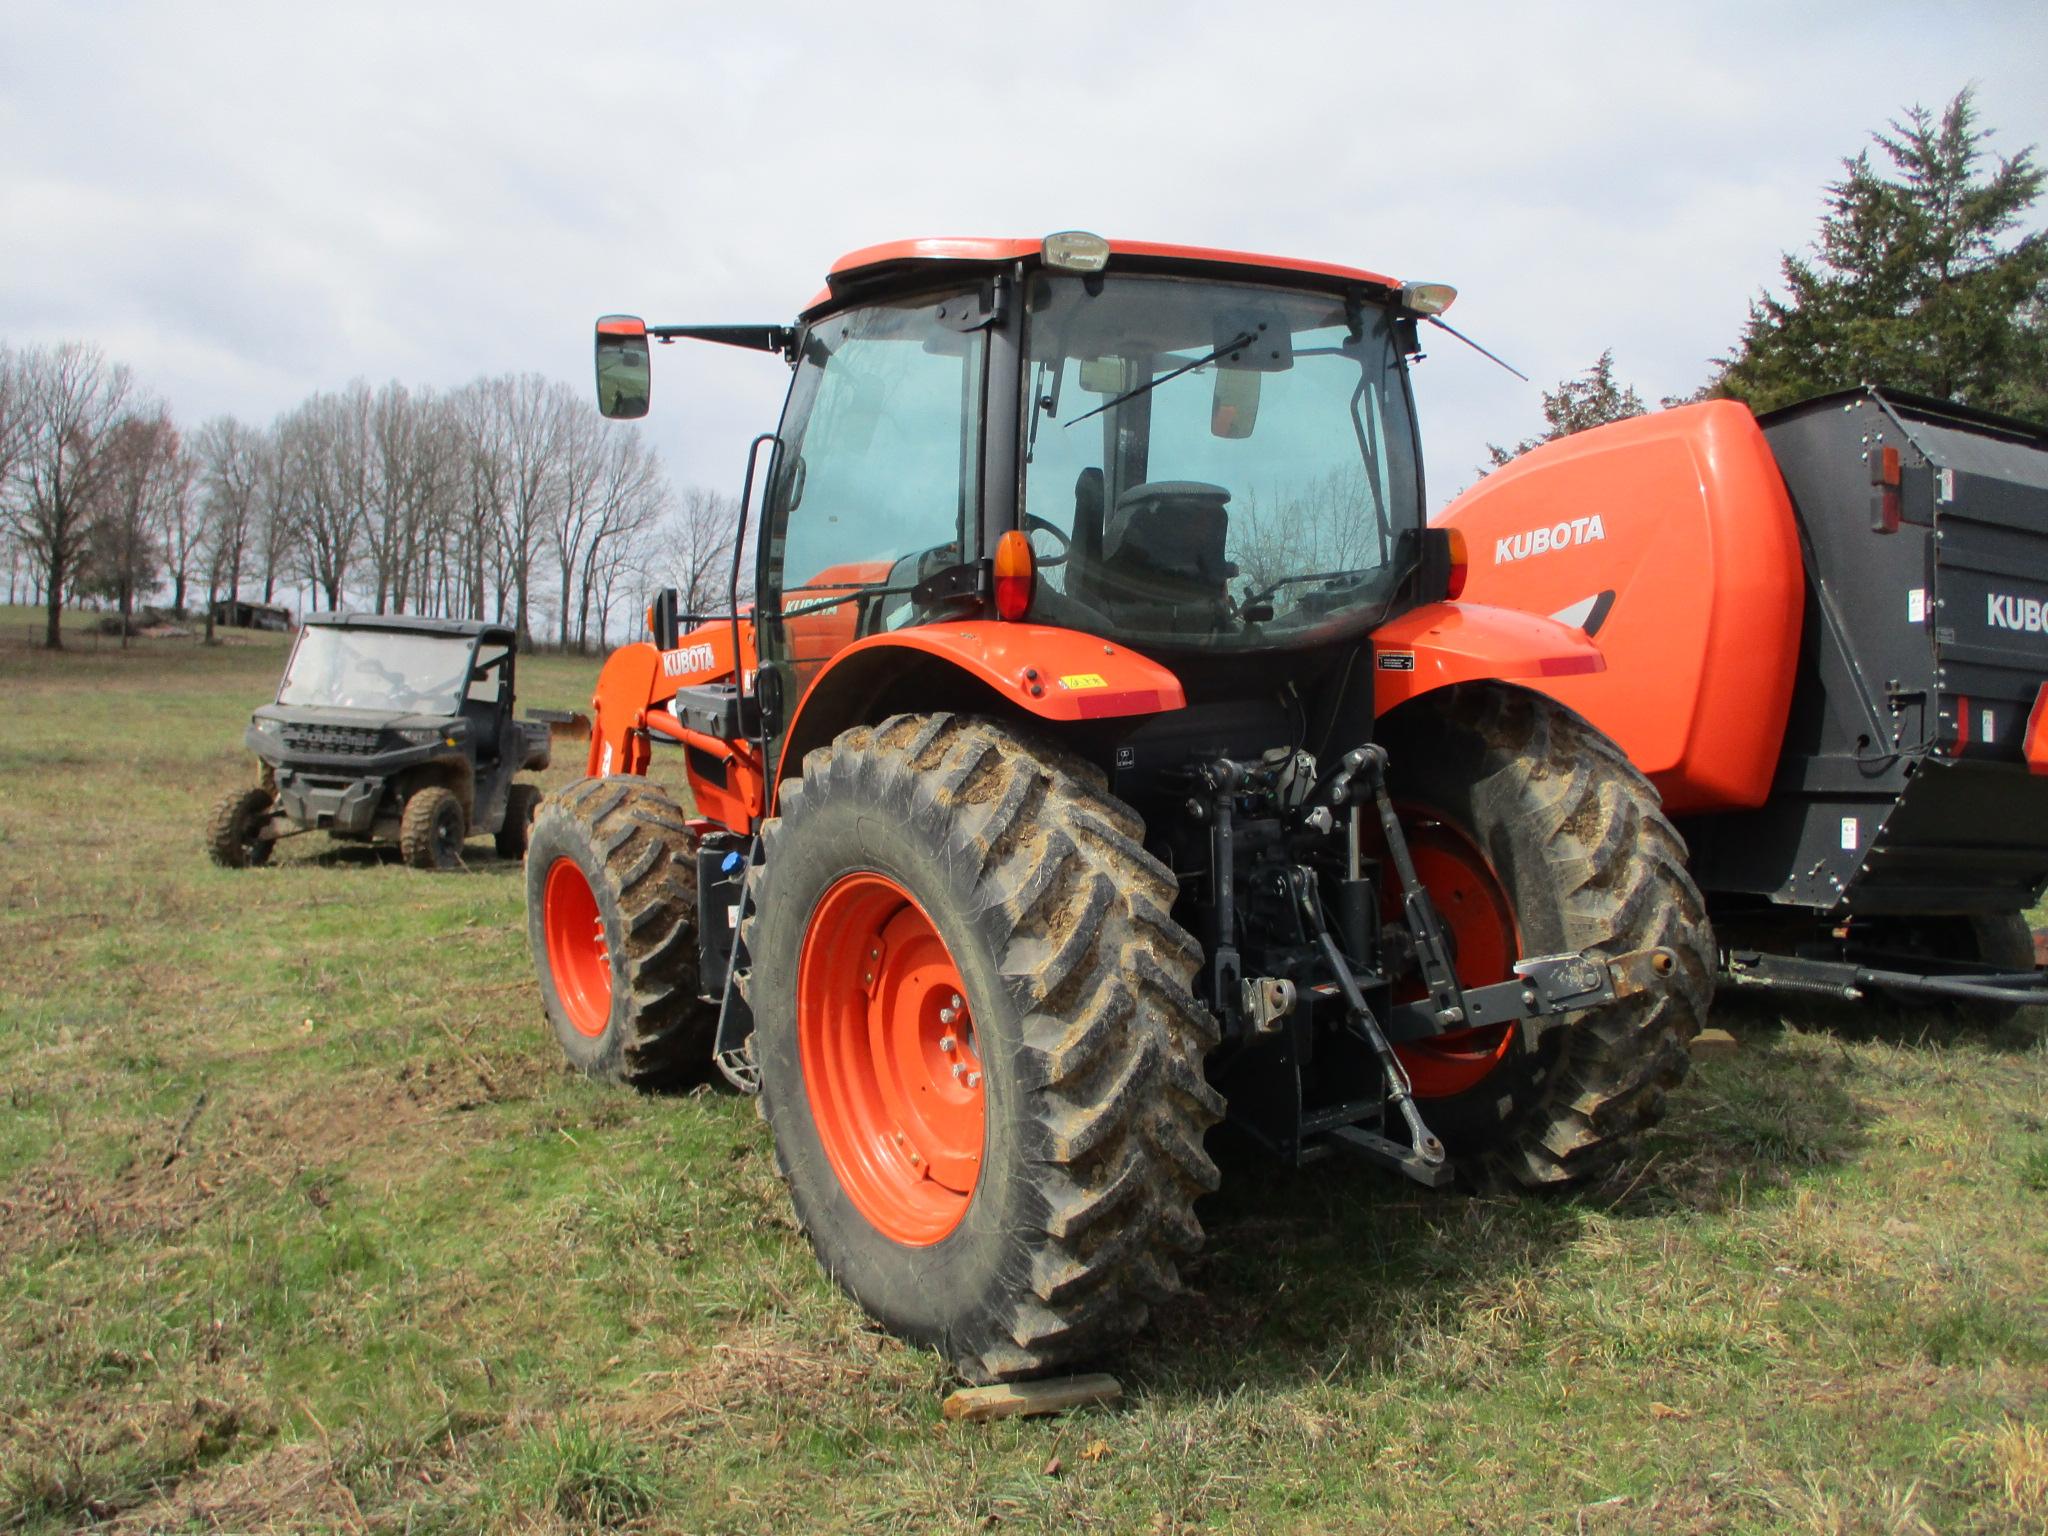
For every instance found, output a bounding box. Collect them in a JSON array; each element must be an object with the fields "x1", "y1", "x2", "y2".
[
  {"x1": 400, "y1": 786, "x2": 467, "y2": 871},
  {"x1": 1379, "y1": 685, "x2": 1713, "y2": 1188},
  {"x1": 526, "y1": 777, "x2": 717, "y2": 1085},
  {"x1": 207, "y1": 785, "x2": 276, "y2": 869},
  {"x1": 496, "y1": 782, "x2": 543, "y2": 860},
  {"x1": 745, "y1": 713, "x2": 1223, "y2": 1382}
]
